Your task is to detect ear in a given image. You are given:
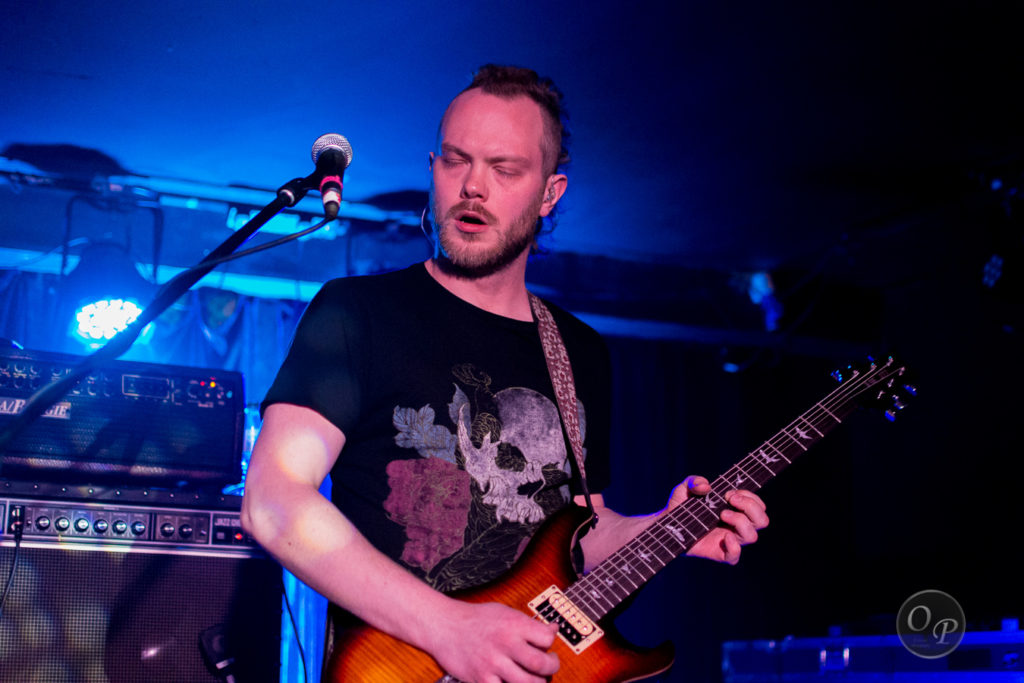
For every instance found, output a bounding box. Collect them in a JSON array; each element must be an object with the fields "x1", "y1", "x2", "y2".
[
  {"x1": 539, "y1": 174, "x2": 567, "y2": 217},
  {"x1": 428, "y1": 151, "x2": 435, "y2": 170}
]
